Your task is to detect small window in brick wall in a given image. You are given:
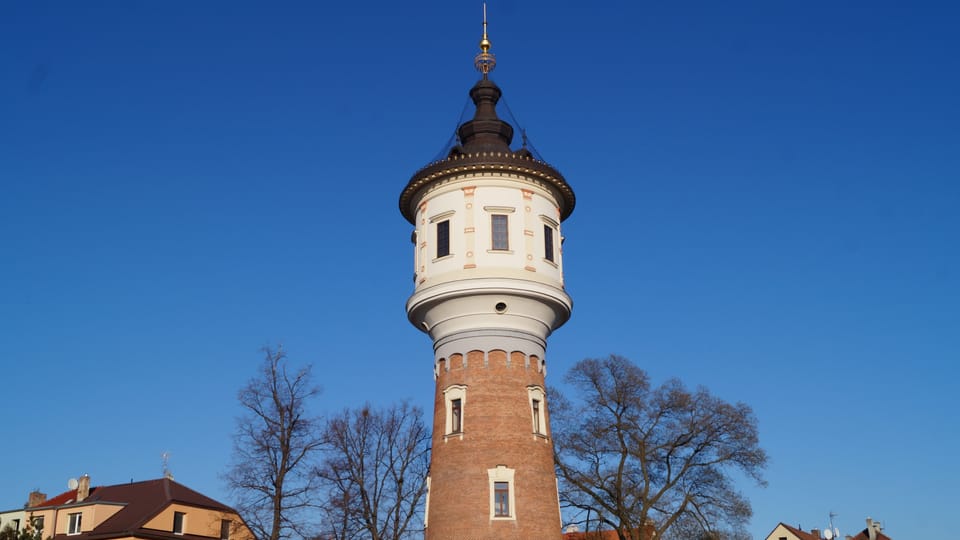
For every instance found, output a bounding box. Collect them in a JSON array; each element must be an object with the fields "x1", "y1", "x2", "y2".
[{"x1": 443, "y1": 385, "x2": 467, "y2": 436}]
